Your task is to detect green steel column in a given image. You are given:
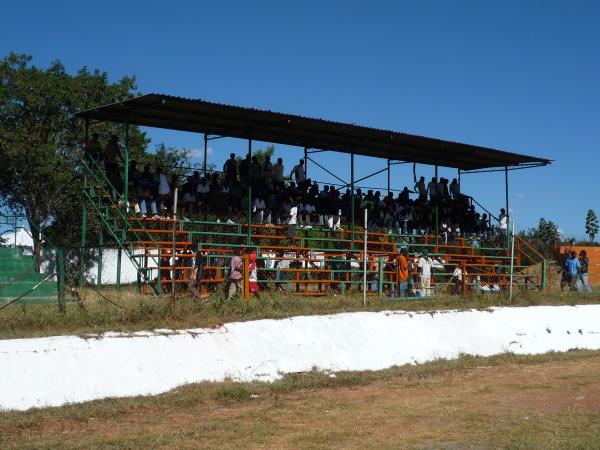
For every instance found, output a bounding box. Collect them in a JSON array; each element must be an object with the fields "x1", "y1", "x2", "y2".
[
  {"x1": 157, "y1": 254, "x2": 162, "y2": 294},
  {"x1": 351, "y1": 153, "x2": 355, "y2": 249},
  {"x1": 80, "y1": 120, "x2": 89, "y2": 287},
  {"x1": 97, "y1": 226, "x2": 103, "y2": 287},
  {"x1": 124, "y1": 122, "x2": 130, "y2": 215},
  {"x1": 117, "y1": 123, "x2": 130, "y2": 290},
  {"x1": 541, "y1": 259, "x2": 547, "y2": 290},
  {"x1": 387, "y1": 159, "x2": 390, "y2": 194},
  {"x1": 304, "y1": 147, "x2": 308, "y2": 178},
  {"x1": 203, "y1": 134, "x2": 208, "y2": 178},
  {"x1": 247, "y1": 139, "x2": 252, "y2": 246},
  {"x1": 435, "y1": 164, "x2": 439, "y2": 249},
  {"x1": 56, "y1": 248, "x2": 66, "y2": 313}
]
